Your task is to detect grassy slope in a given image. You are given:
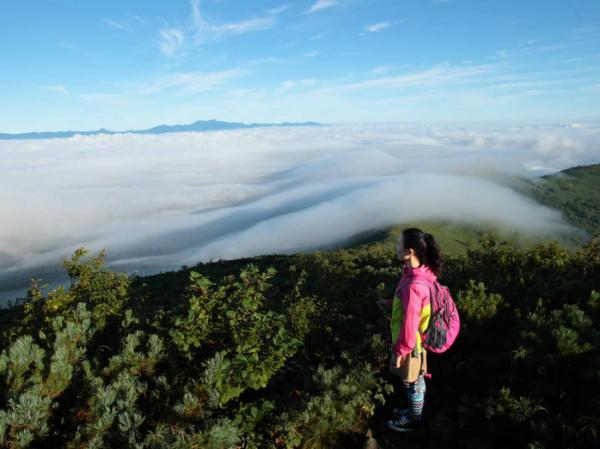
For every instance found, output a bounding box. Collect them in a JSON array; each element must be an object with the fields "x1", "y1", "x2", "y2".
[
  {"x1": 515, "y1": 163, "x2": 600, "y2": 237},
  {"x1": 346, "y1": 163, "x2": 600, "y2": 256}
]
